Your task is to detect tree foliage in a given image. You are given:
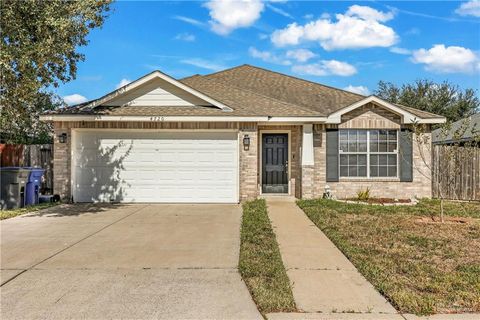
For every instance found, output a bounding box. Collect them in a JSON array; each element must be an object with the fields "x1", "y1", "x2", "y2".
[
  {"x1": 0, "y1": 0, "x2": 112, "y2": 144},
  {"x1": 375, "y1": 80, "x2": 479, "y2": 123}
]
